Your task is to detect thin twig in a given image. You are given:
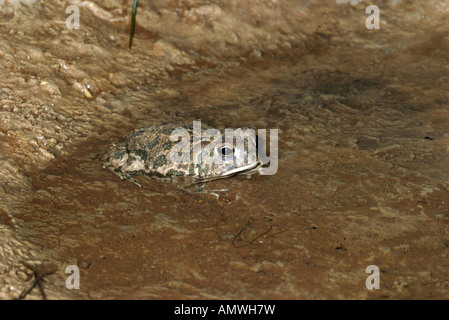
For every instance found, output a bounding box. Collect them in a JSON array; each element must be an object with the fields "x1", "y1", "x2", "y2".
[{"x1": 15, "y1": 262, "x2": 55, "y2": 300}]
